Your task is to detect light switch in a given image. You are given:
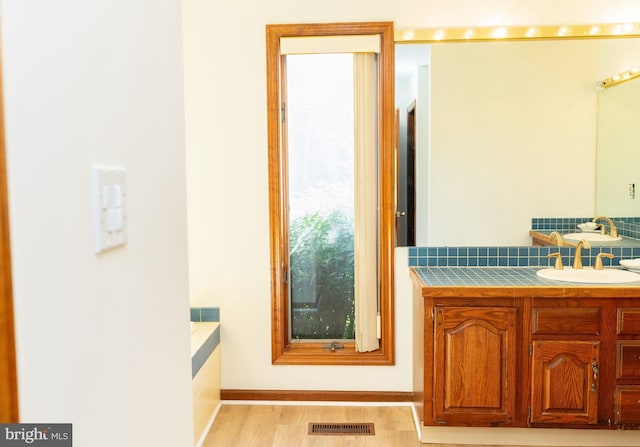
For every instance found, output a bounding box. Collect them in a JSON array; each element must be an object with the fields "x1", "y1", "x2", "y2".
[
  {"x1": 112, "y1": 184, "x2": 122, "y2": 207},
  {"x1": 101, "y1": 185, "x2": 110, "y2": 209},
  {"x1": 92, "y1": 165, "x2": 127, "y2": 254}
]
